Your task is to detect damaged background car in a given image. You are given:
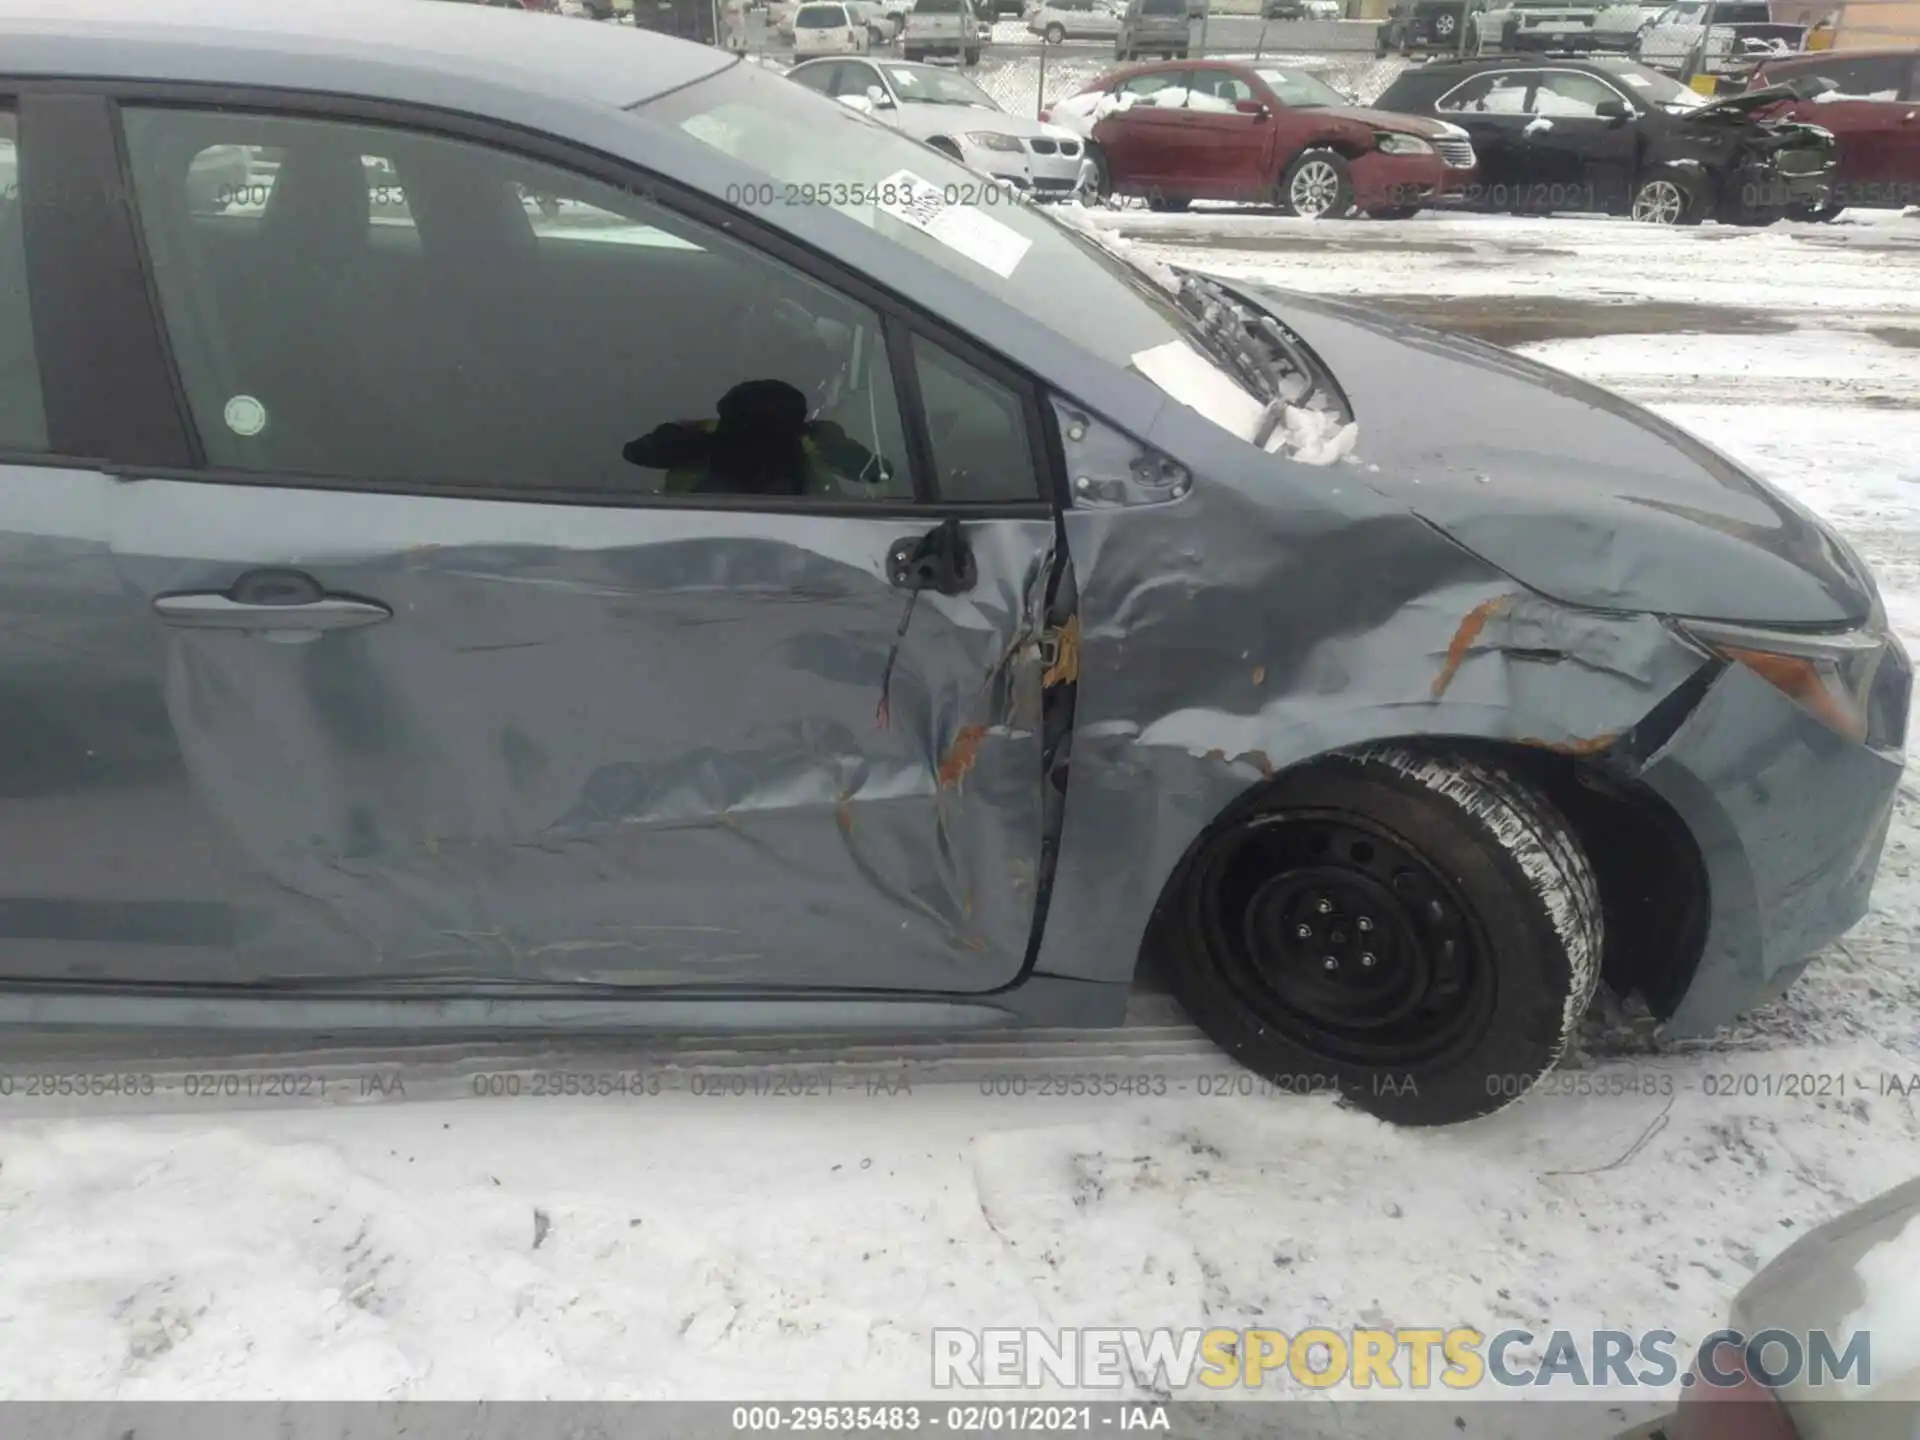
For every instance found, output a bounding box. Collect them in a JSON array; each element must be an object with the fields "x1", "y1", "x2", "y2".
[
  {"x1": 1374, "y1": 55, "x2": 1840, "y2": 221},
  {"x1": 0, "y1": 0, "x2": 1907, "y2": 1132}
]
